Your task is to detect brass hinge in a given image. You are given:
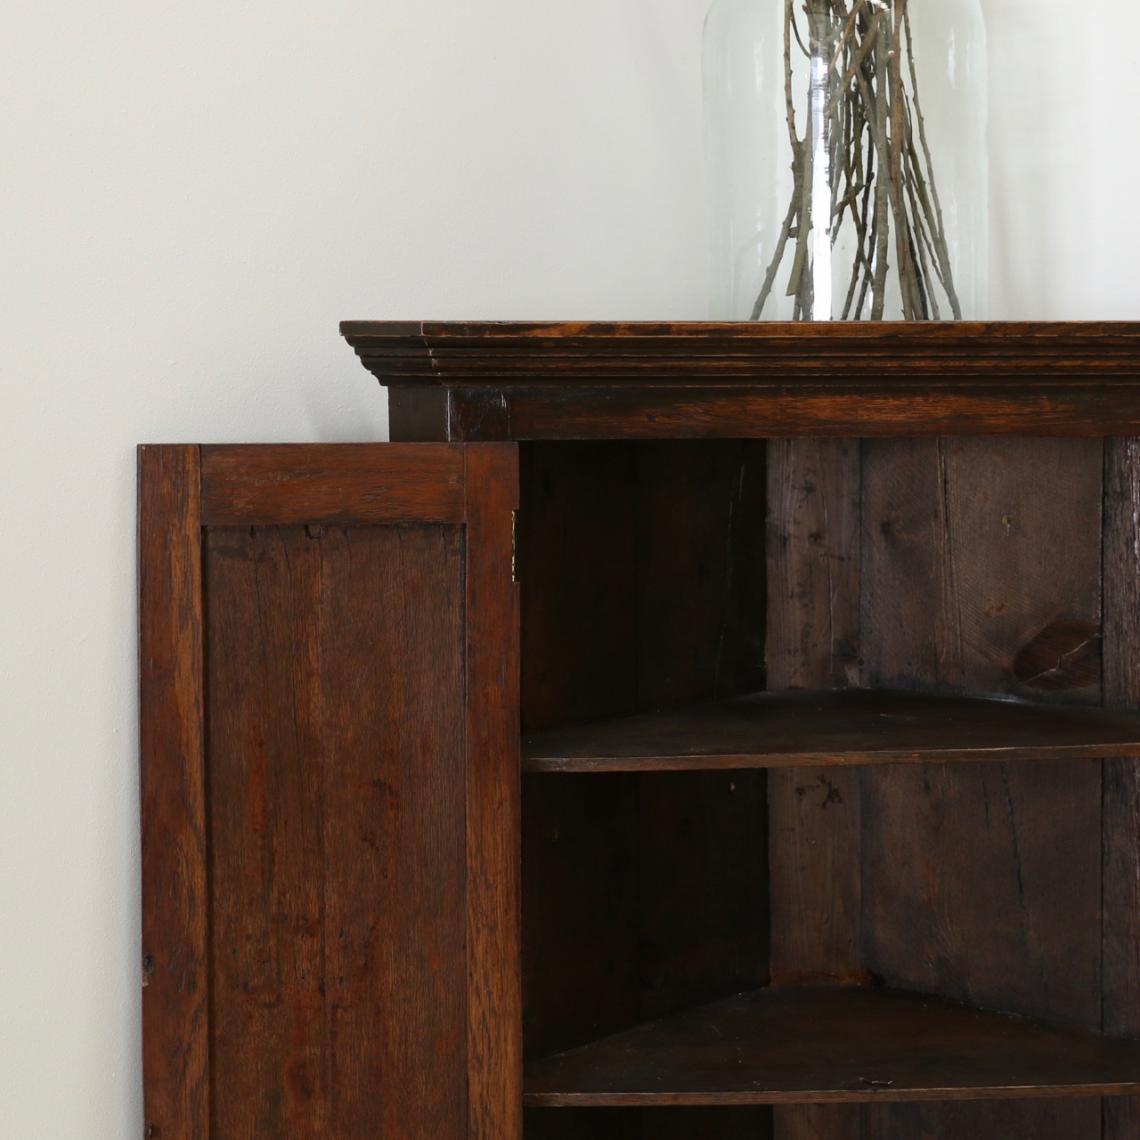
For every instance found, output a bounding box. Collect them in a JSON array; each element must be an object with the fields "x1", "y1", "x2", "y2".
[{"x1": 511, "y1": 510, "x2": 519, "y2": 583}]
